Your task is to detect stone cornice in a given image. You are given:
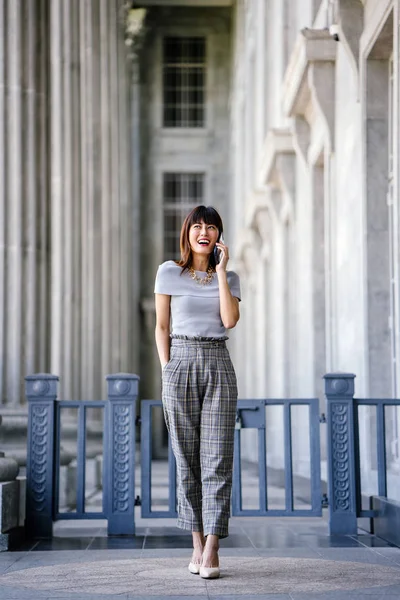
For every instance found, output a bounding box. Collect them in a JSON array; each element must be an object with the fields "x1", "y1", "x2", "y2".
[
  {"x1": 282, "y1": 29, "x2": 337, "y2": 118},
  {"x1": 282, "y1": 29, "x2": 337, "y2": 150}
]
